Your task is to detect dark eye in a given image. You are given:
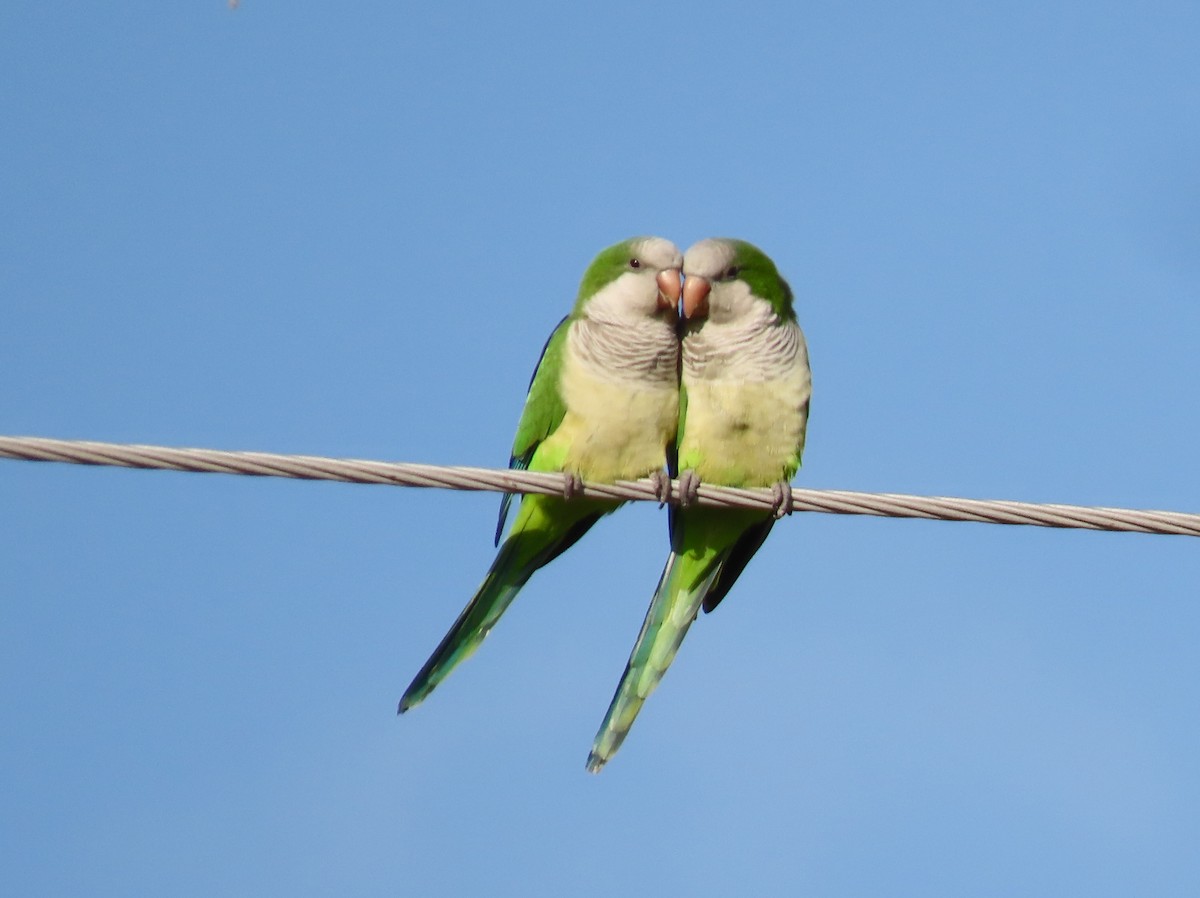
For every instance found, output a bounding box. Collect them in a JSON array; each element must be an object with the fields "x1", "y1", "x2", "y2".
[
  {"x1": 721, "y1": 265, "x2": 741, "y2": 280},
  {"x1": 629, "y1": 258, "x2": 642, "y2": 269}
]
